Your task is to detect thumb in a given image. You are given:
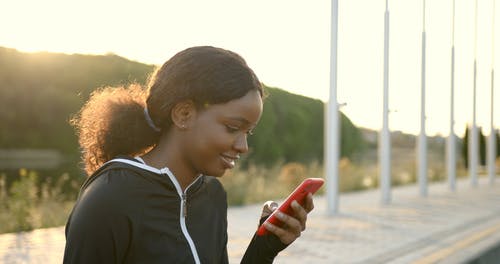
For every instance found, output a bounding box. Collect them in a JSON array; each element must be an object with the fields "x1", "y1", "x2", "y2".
[{"x1": 261, "y1": 201, "x2": 279, "y2": 218}]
